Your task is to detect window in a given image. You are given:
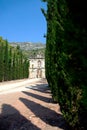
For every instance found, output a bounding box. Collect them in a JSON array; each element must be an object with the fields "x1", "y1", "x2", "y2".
[{"x1": 38, "y1": 60, "x2": 41, "y2": 68}]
